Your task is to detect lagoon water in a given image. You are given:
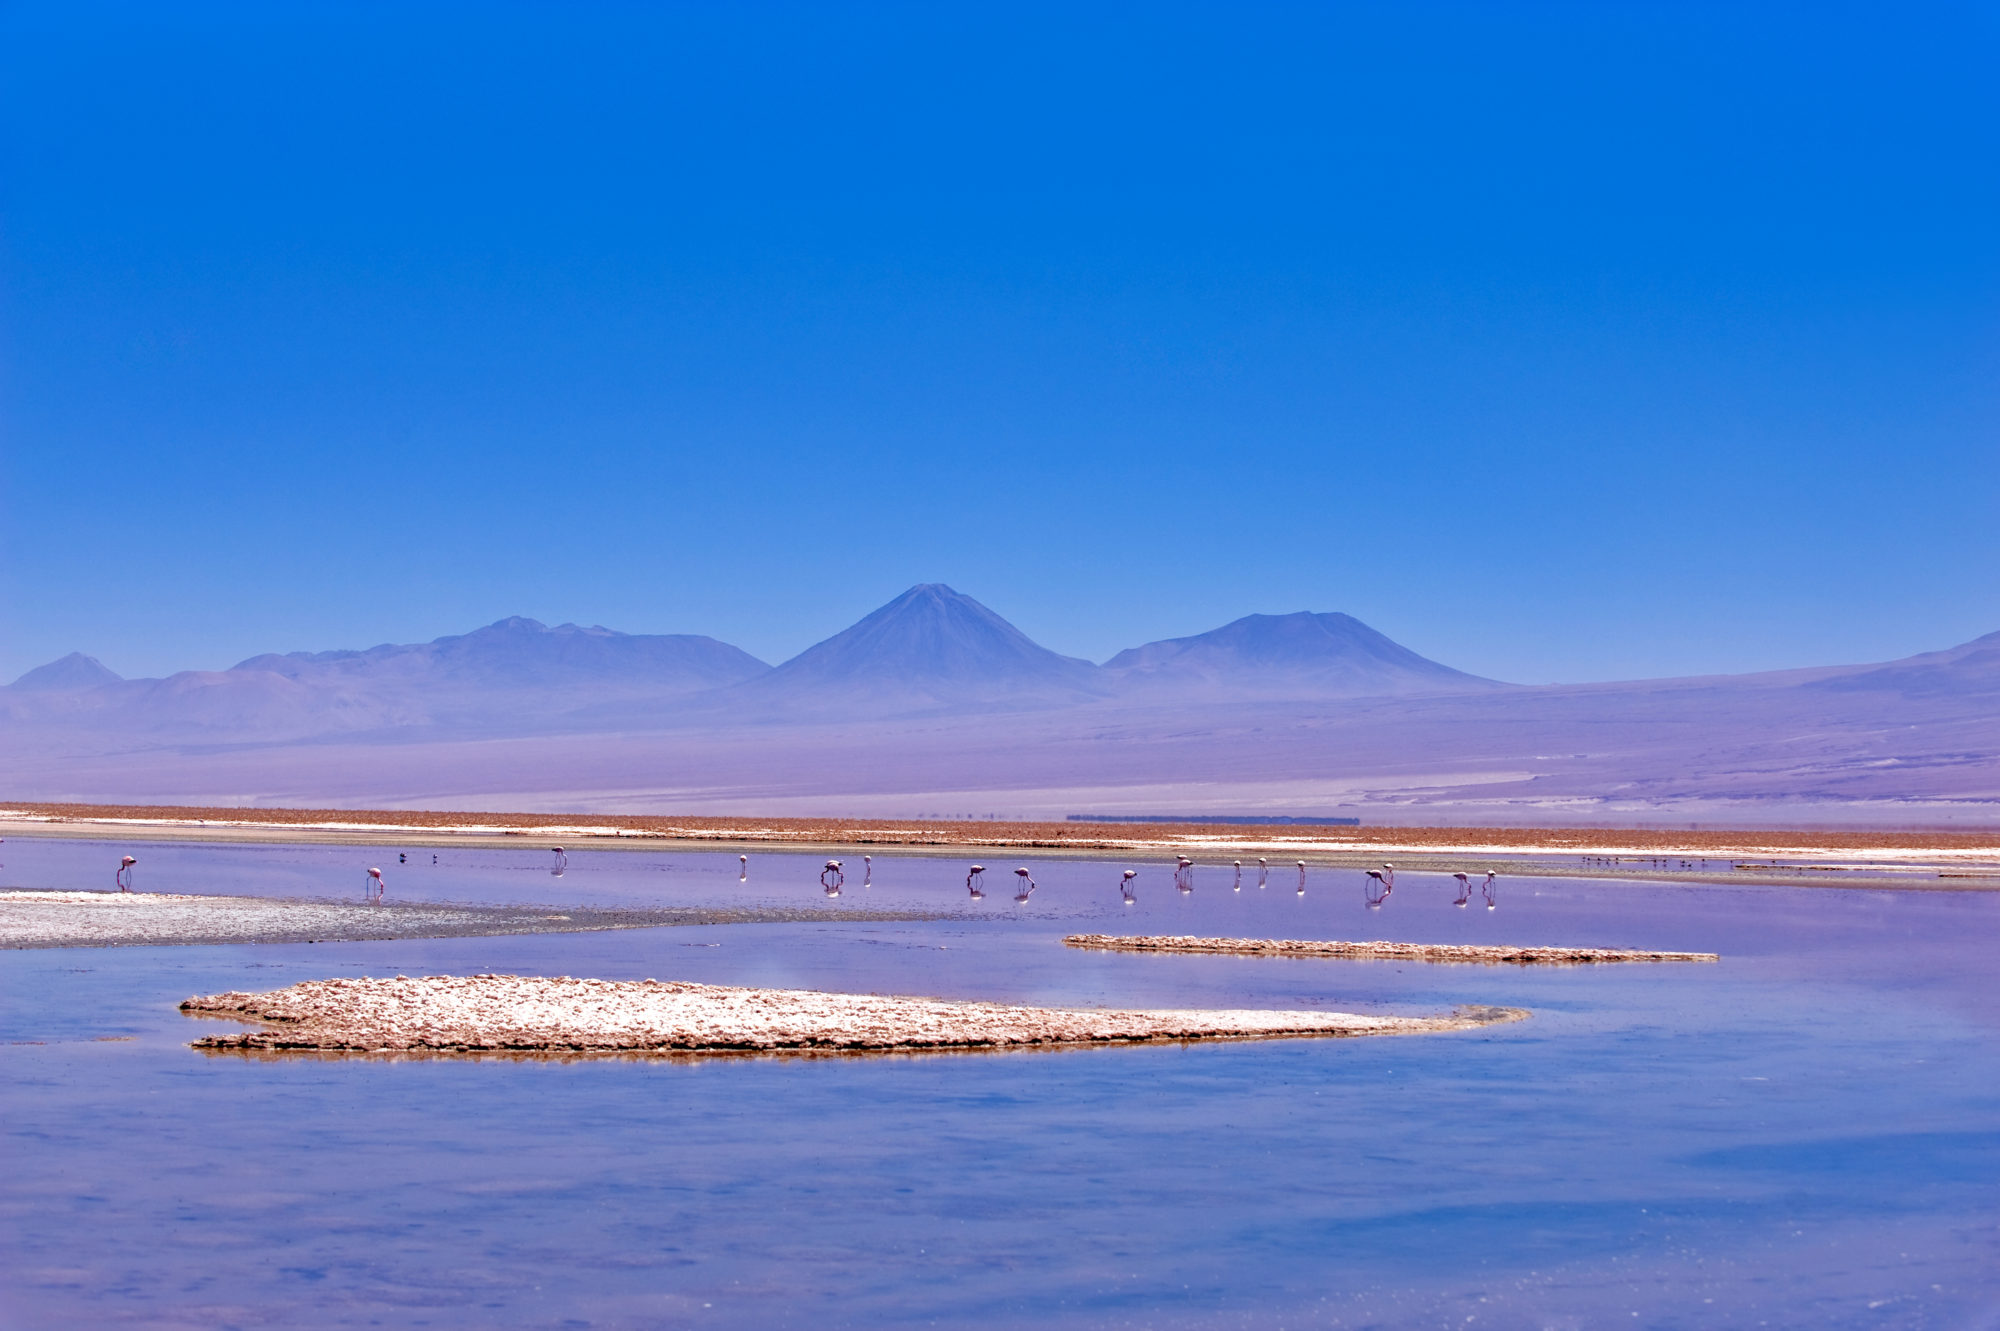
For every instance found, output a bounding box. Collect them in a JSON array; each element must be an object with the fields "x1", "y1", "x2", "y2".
[{"x1": 3, "y1": 838, "x2": 1997, "y2": 1328}]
